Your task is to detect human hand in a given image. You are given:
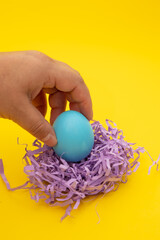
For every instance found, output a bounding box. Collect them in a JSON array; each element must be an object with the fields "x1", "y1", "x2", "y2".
[{"x1": 0, "y1": 51, "x2": 93, "y2": 146}]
